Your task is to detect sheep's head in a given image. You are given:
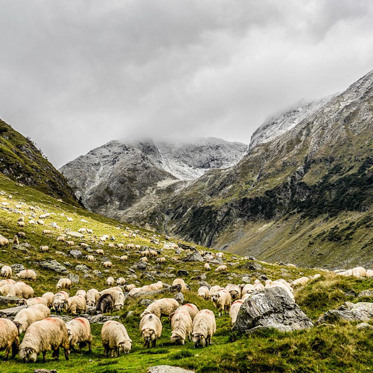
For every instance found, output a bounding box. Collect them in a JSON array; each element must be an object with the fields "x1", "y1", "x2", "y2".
[
  {"x1": 229, "y1": 290, "x2": 239, "y2": 300},
  {"x1": 170, "y1": 332, "x2": 185, "y2": 345},
  {"x1": 118, "y1": 339, "x2": 132, "y2": 354},
  {"x1": 142, "y1": 328, "x2": 156, "y2": 342},
  {"x1": 212, "y1": 293, "x2": 220, "y2": 304},
  {"x1": 192, "y1": 333, "x2": 206, "y2": 348},
  {"x1": 20, "y1": 347, "x2": 37, "y2": 362}
]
